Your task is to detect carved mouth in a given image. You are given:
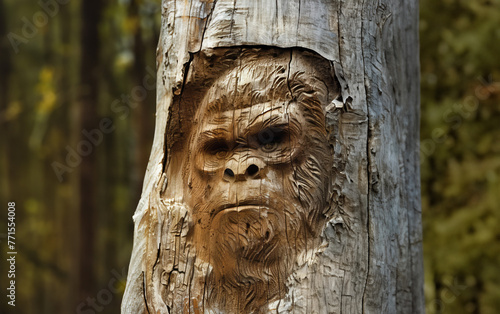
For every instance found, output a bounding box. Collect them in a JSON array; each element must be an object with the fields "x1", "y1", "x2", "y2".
[{"x1": 213, "y1": 202, "x2": 268, "y2": 218}]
